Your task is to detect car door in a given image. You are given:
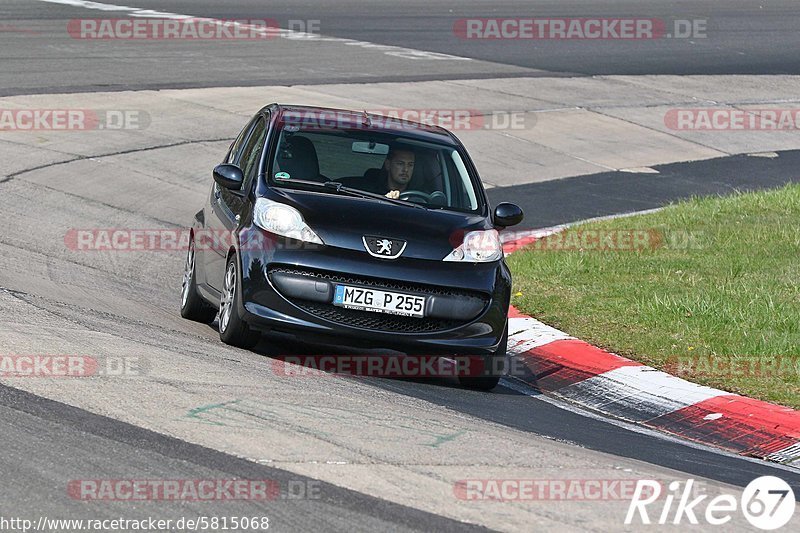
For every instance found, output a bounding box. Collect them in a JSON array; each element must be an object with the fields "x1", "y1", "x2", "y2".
[{"x1": 205, "y1": 114, "x2": 268, "y2": 290}]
